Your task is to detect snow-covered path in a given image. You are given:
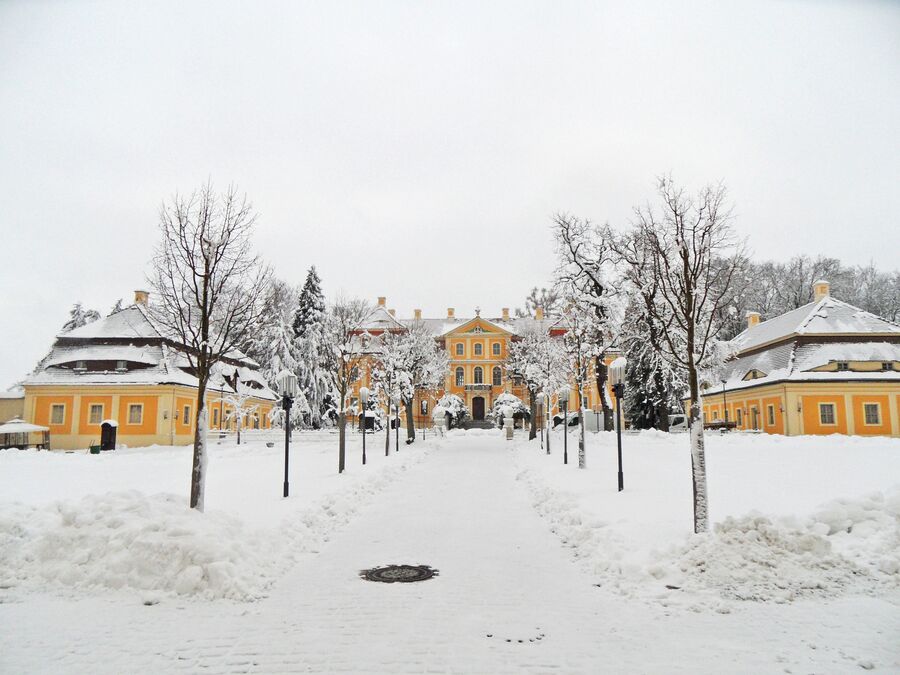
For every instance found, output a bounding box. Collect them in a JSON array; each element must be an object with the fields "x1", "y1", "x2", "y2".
[{"x1": 2, "y1": 433, "x2": 897, "y2": 673}]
